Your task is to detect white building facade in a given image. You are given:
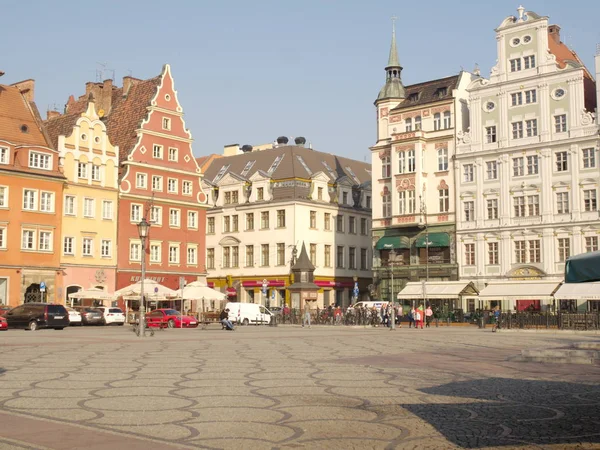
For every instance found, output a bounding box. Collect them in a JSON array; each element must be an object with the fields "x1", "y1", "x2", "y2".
[{"x1": 455, "y1": 7, "x2": 599, "y2": 312}]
